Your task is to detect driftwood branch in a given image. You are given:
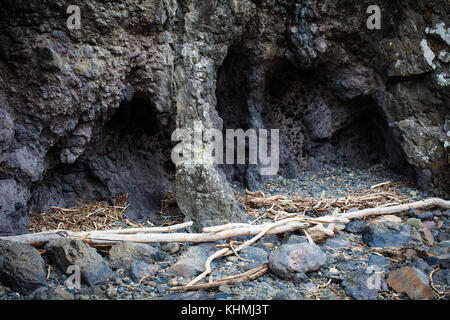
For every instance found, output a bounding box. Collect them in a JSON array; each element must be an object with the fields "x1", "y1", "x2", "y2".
[
  {"x1": 170, "y1": 264, "x2": 269, "y2": 292},
  {"x1": 1, "y1": 198, "x2": 449, "y2": 248}
]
